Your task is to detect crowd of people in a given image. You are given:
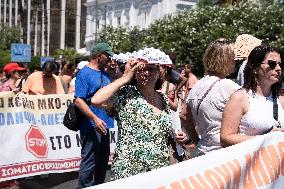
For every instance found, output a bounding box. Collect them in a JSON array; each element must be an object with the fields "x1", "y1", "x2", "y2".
[{"x1": 0, "y1": 33, "x2": 284, "y2": 188}]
